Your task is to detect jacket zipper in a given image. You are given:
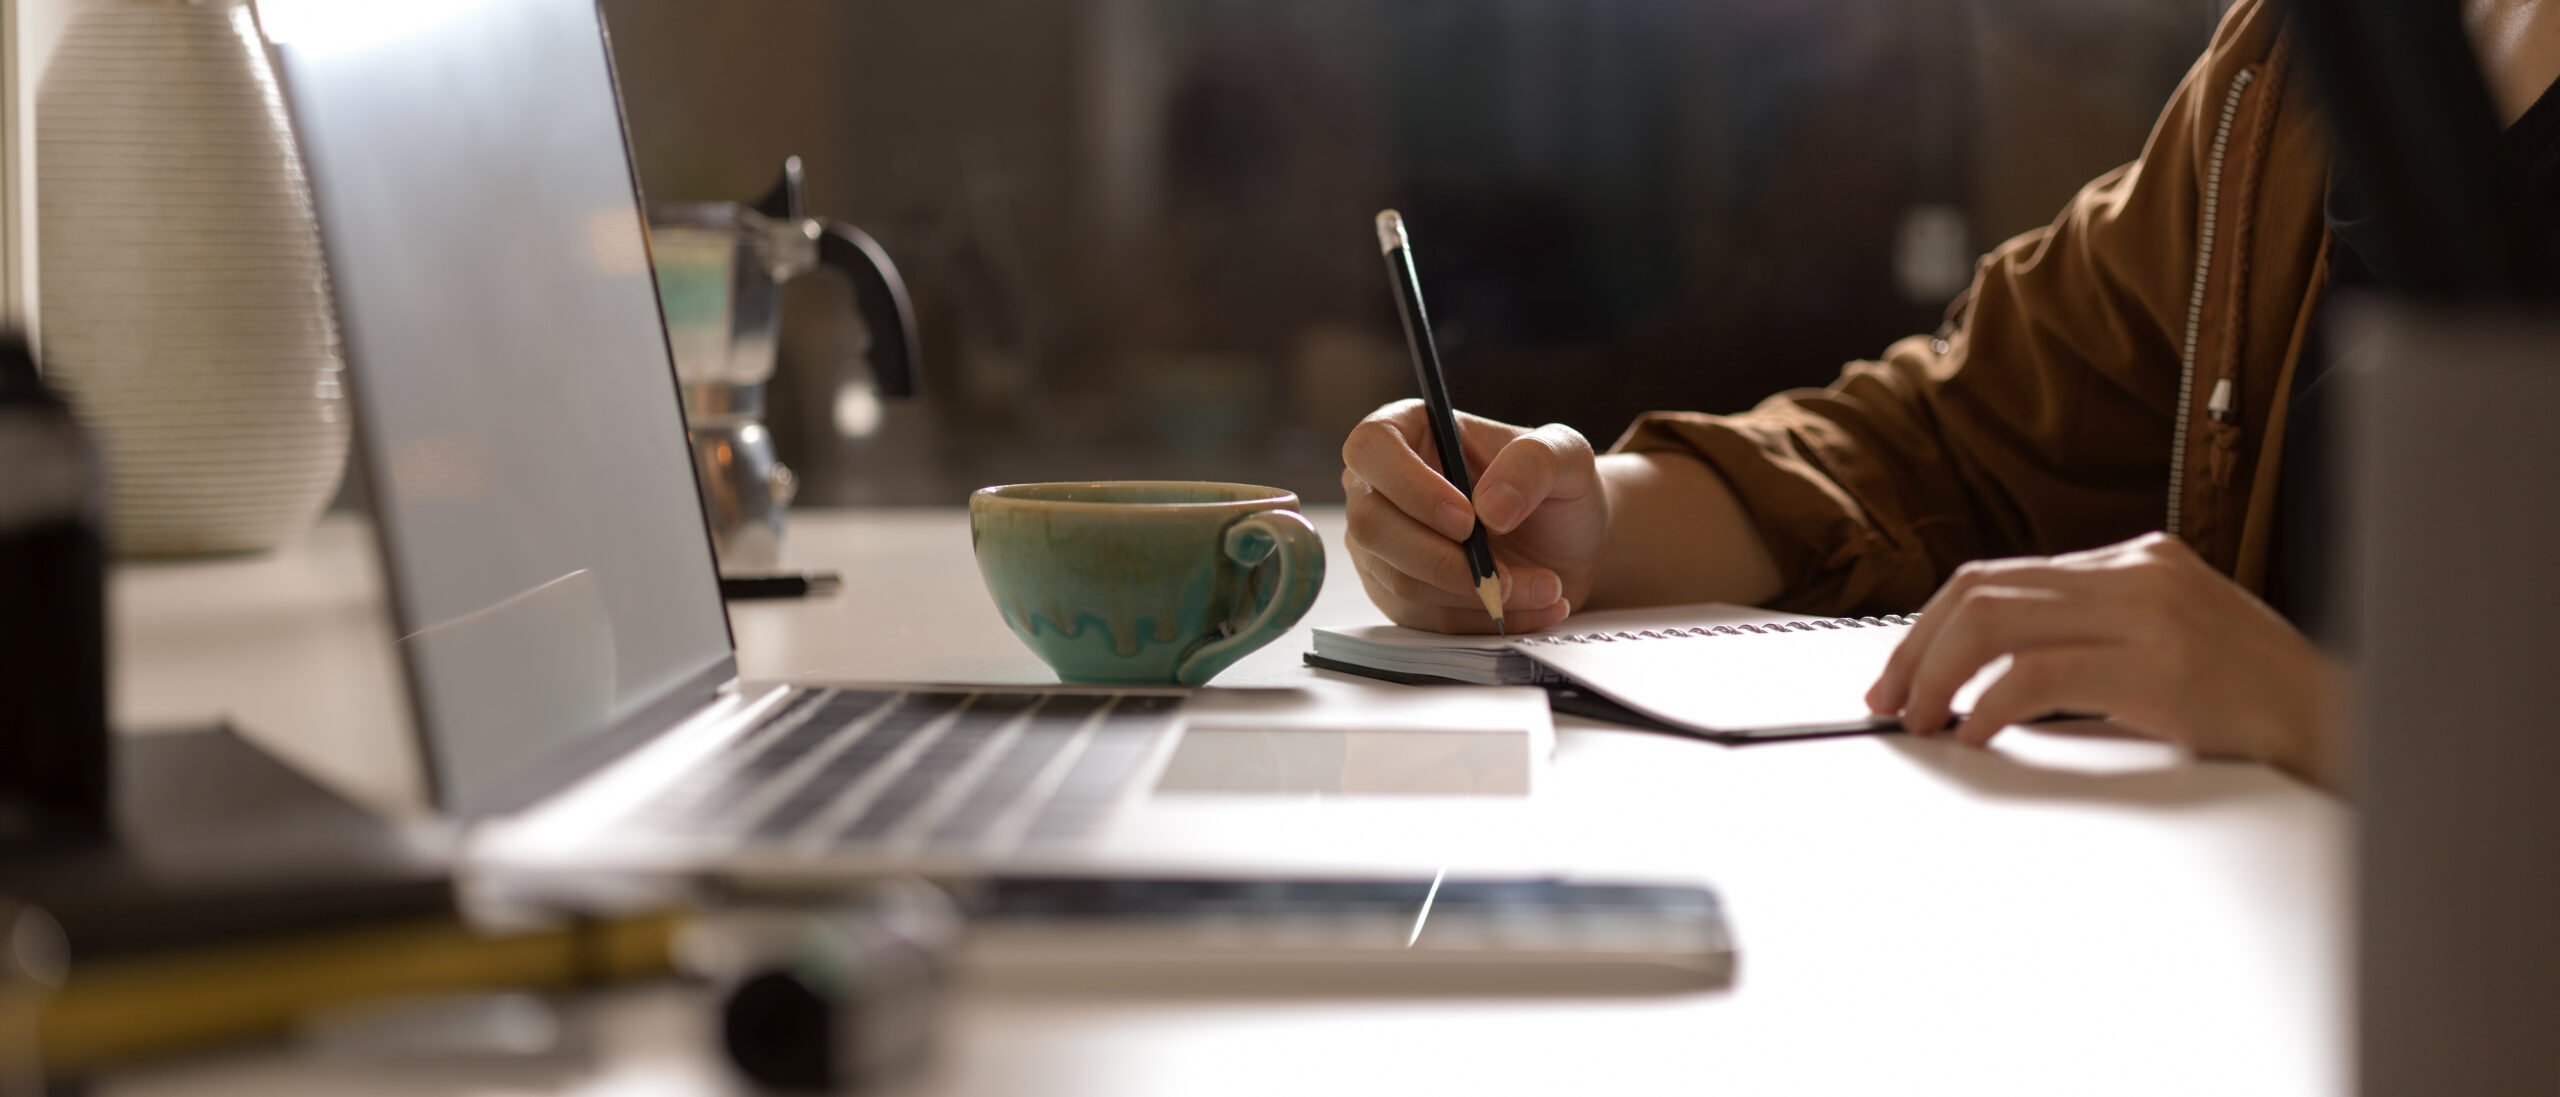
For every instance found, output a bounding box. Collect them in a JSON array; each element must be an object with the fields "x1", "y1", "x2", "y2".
[{"x1": 2168, "y1": 68, "x2": 2254, "y2": 539}]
